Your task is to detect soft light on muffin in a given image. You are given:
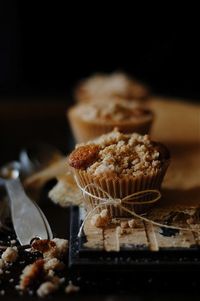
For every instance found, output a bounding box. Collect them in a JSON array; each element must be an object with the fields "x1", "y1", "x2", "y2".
[
  {"x1": 75, "y1": 72, "x2": 150, "y2": 102},
  {"x1": 68, "y1": 100, "x2": 154, "y2": 142},
  {"x1": 68, "y1": 129, "x2": 170, "y2": 217}
]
